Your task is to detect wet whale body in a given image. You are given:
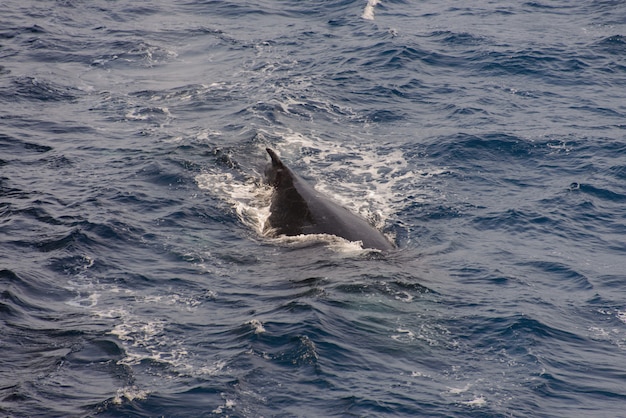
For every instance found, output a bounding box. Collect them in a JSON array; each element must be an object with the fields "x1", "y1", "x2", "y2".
[{"x1": 264, "y1": 148, "x2": 394, "y2": 251}]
